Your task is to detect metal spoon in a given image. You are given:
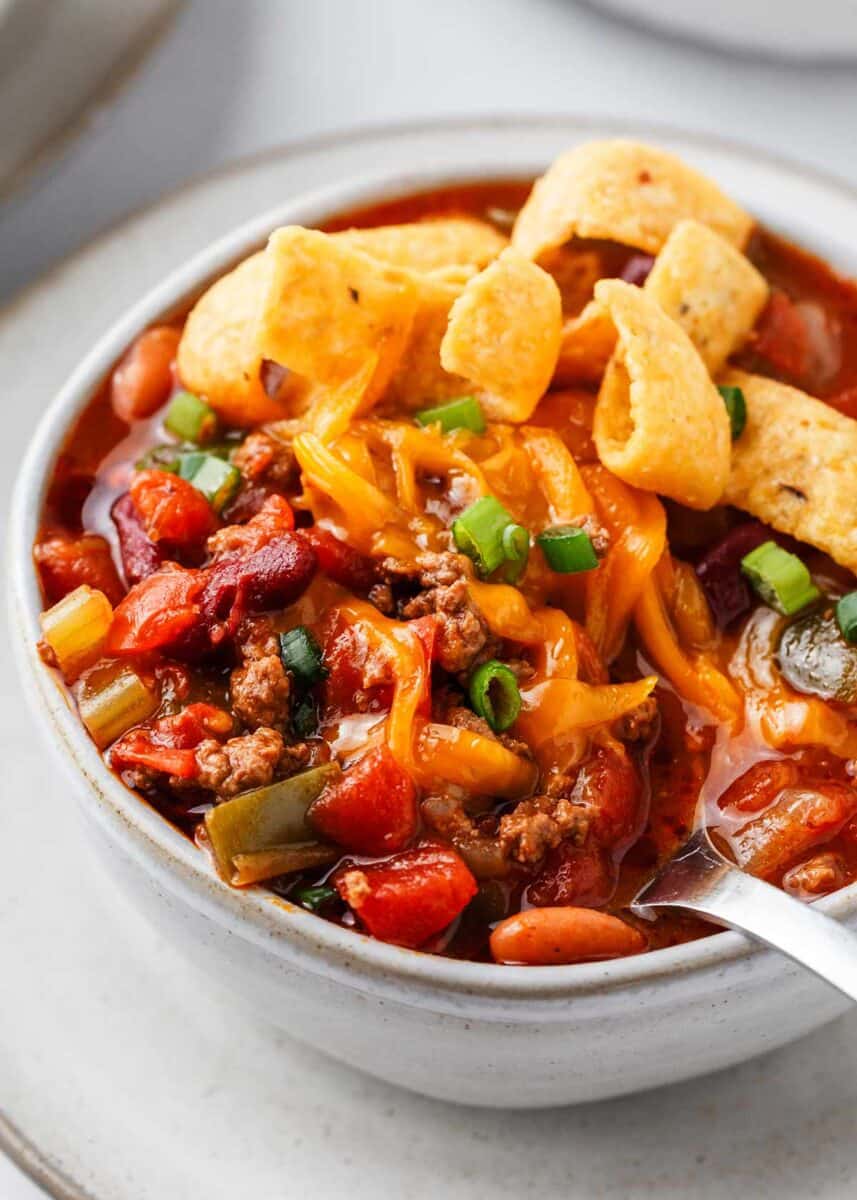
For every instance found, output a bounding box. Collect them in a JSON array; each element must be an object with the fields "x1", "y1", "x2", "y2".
[{"x1": 632, "y1": 828, "x2": 857, "y2": 1002}]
